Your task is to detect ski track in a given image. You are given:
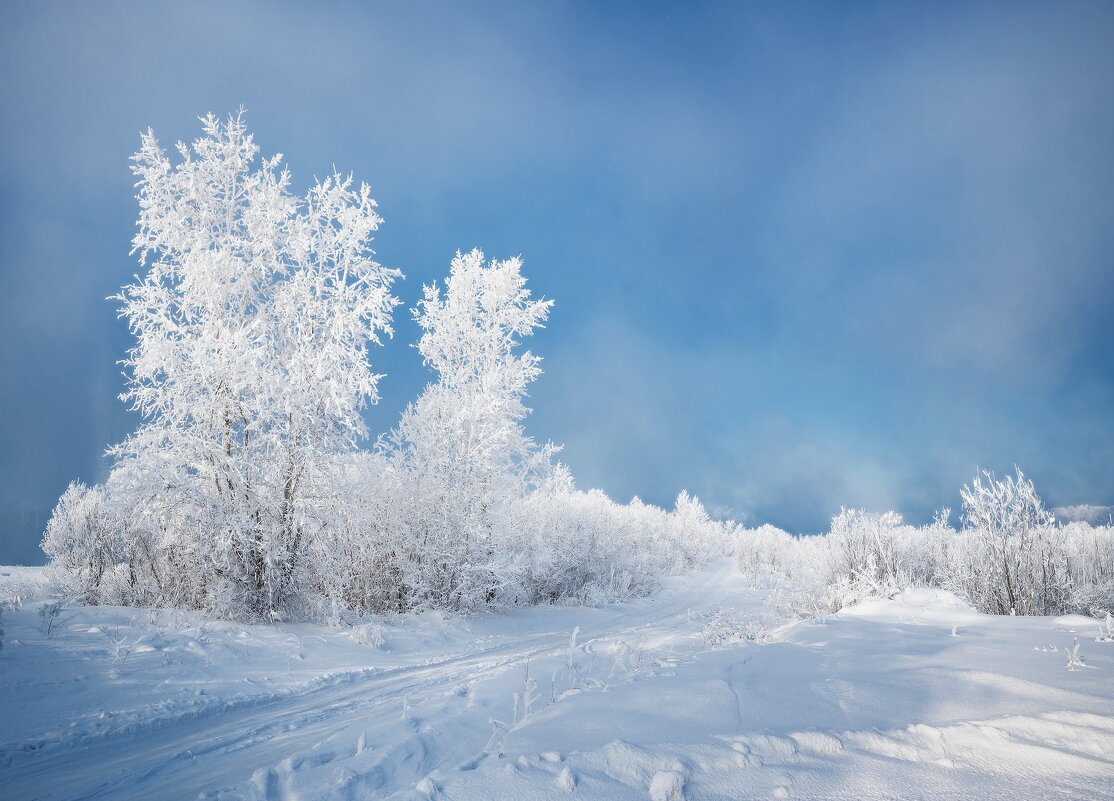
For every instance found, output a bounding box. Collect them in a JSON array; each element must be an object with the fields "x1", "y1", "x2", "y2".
[{"x1": 2, "y1": 587, "x2": 702, "y2": 800}]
